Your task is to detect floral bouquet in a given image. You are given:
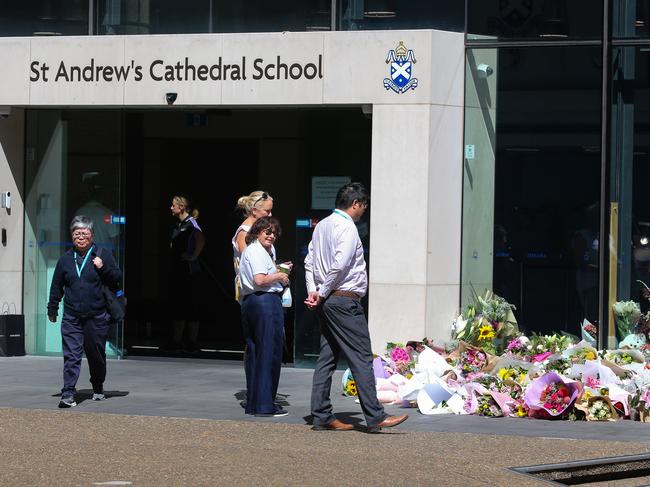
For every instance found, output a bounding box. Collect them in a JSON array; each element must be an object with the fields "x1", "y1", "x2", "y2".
[
  {"x1": 526, "y1": 333, "x2": 575, "y2": 362},
  {"x1": 612, "y1": 300, "x2": 642, "y2": 340},
  {"x1": 581, "y1": 320, "x2": 598, "y2": 348},
  {"x1": 463, "y1": 382, "x2": 508, "y2": 417},
  {"x1": 524, "y1": 371, "x2": 582, "y2": 418},
  {"x1": 504, "y1": 335, "x2": 530, "y2": 357},
  {"x1": 575, "y1": 393, "x2": 619, "y2": 422},
  {"x1": 544, "y1": 357, "x2": 573, "y2": 377},
  {"x1": 451, "y1": 341, "x2": 498, "y2": 376},
  {"x1": 604, "y1": 349, "x2": 644, "y2": 366},
  {"x1": 454, "y1": 290, "x2": 518, "y2": 354},
  {"x1": 386, "y1": 342, "x2": 417, "y2": 377},
  {"x1": 563, "y1": 341, "x2": 598, "y2": 364},
  {"x1": 341, "y1": 368, "x2": 357, "y2": 397}
]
